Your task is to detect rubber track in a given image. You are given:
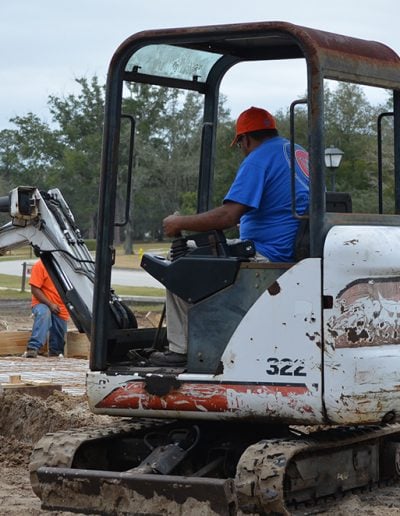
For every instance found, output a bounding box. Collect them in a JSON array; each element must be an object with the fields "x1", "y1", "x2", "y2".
[
  {"x1": 29, "y1": 418, "x2": 164, "y2": 498},
  {"x1": 235, "y1": 423, "x2": 400, "y2": 515},
  {"x1": 30, "y1": 421, "x2": 400, "y2": 514}
]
